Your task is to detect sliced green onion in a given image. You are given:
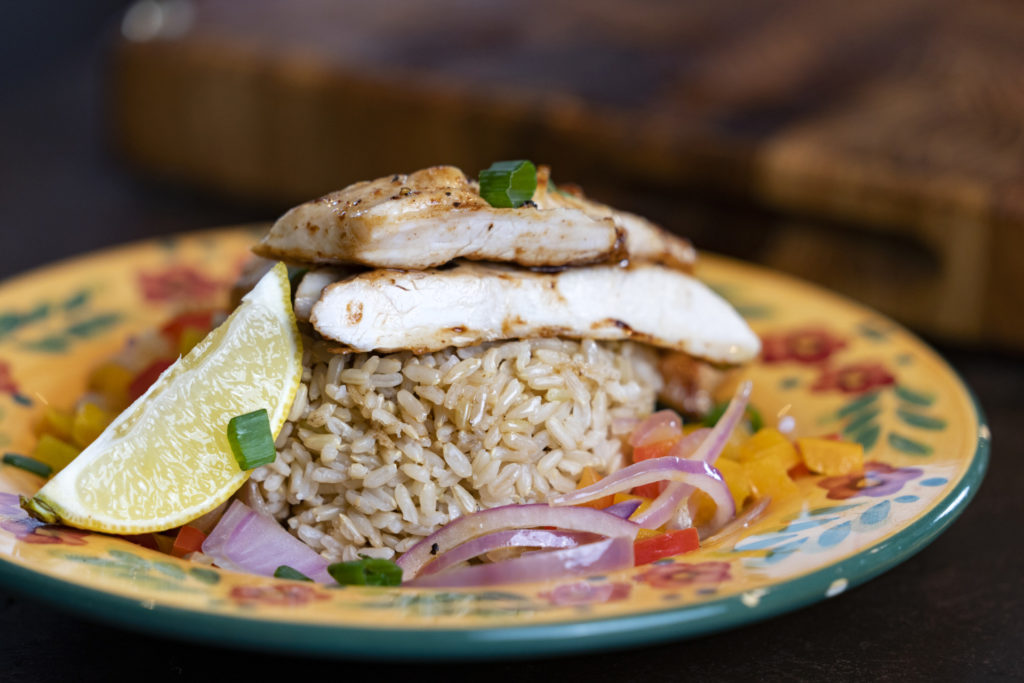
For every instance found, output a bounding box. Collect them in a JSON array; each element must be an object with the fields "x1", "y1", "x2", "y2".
[
  {"x1": 479, "y1": 160, "x2": 537, "y2": 208},
  {"x1": 703, "y1": 402, "x2": 763, "y2": 433},
  {"x1": 327, "y1": 556, "x2": 403, "y2": 586},
  {"x1": 3, "y1": 453, "x2": 52, "y2": 478},
  {"x1": 227, "y1": 409, "x2": 276, "y2": 470},
  {"x1": 274, "y1": 565, "x2": 313, "y2": 582}
]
